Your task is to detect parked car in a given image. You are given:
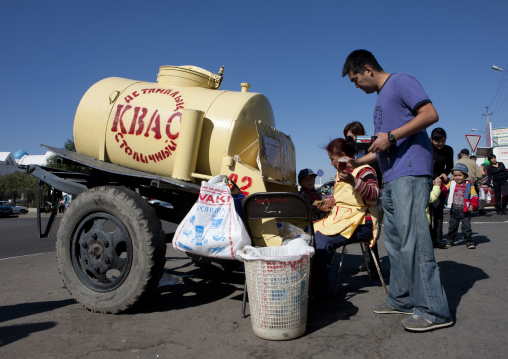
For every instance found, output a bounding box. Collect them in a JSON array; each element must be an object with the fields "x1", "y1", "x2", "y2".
[
  {"x1": 0, "y1": 201, "x2": 29, "y2": 215},
  {"x1": 0, "y1": 202, "x2": 13, "y2": 217}
]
